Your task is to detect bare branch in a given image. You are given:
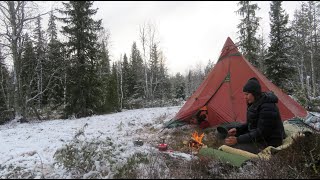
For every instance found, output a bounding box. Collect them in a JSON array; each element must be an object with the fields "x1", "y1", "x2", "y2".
[
  {"x1": 0, "y1": 42, "x2": 10, "y2": 48},
  {"x1": 23, "y1": 11, "x2": 51, "y2": 22},
  {"x1": 26, "y1": 67, "x2": 62, "y2": 104},
  {"x1": 16, "y1": 1, "x2": 25, "y2": 38},
  {"x1": 14, "y1": 1, "x2": 21, "y2": 13},
  {"x1": 0, "y1": 2, "x2": 9, "y2": 12},
  {"x1": 0, "y1": 4, "x2": 10, "y2": 20}
]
